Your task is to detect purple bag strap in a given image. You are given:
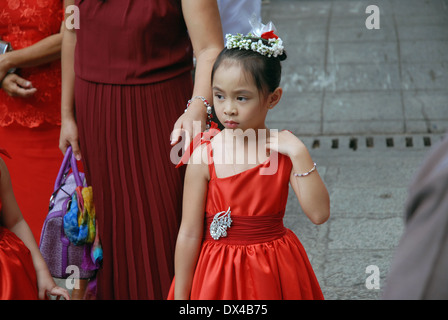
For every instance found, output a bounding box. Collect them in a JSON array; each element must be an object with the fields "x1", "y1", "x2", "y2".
[
  {"x1": 53, "y1": 146, "x2": 83, "y2": 277},
  {"x1": 54, "y1": 146, "x2": 83, "y2": 190}
]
